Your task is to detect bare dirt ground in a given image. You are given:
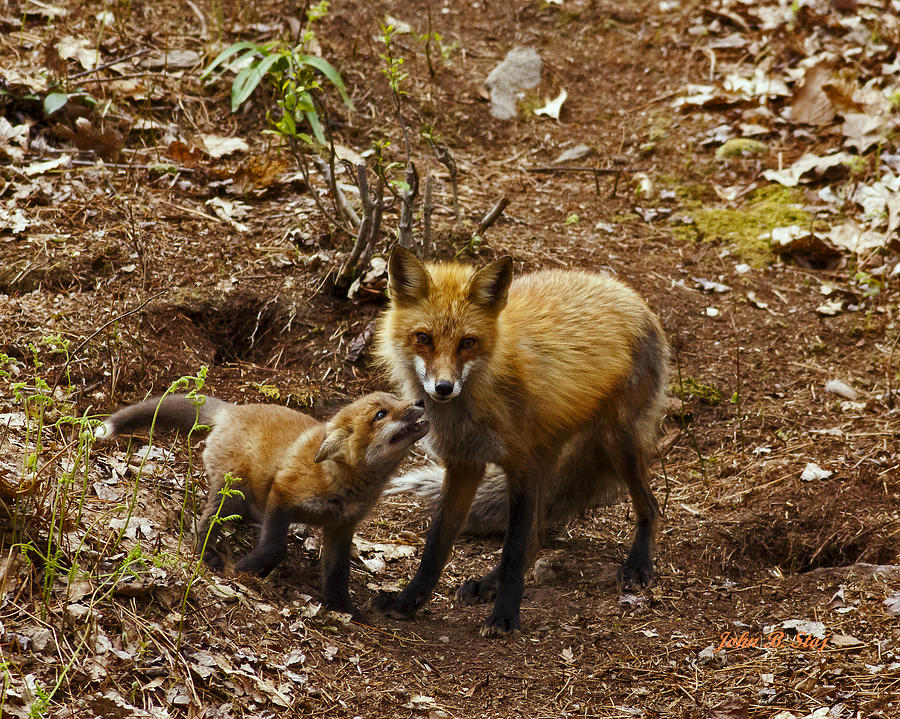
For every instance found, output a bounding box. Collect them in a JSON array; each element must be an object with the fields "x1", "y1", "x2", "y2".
[{"x1": 1, "y1": 0, "x2": 899, "y2": 717}]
